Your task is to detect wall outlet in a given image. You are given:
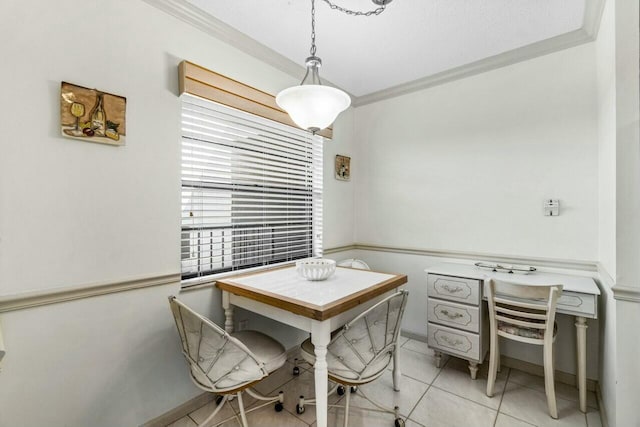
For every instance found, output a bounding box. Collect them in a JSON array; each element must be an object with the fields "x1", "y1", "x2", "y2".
[
  {"x1": 544, "y1": 199, "x2": 560, "y2": 216},
  {"x1": 237, "y1": 319, "x2": 249, "y2": 331}
]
